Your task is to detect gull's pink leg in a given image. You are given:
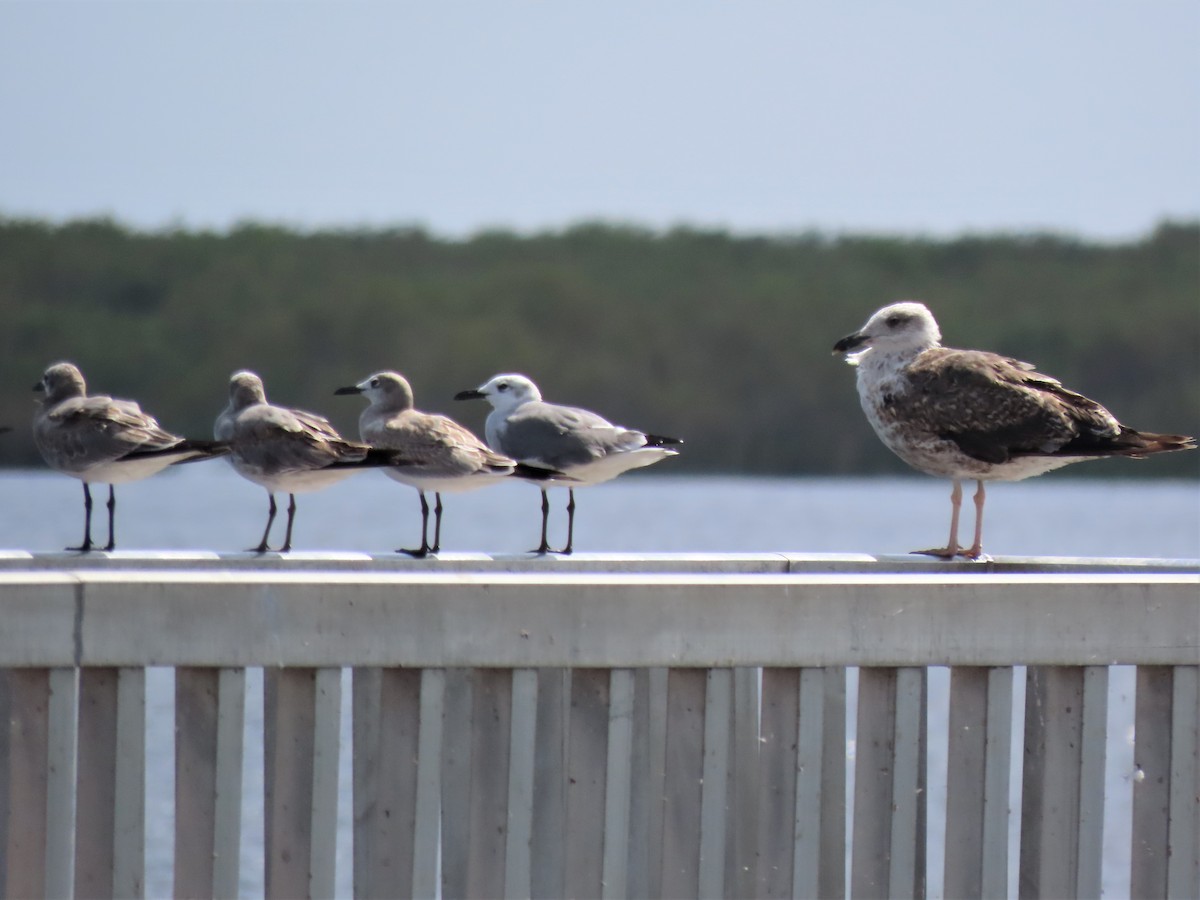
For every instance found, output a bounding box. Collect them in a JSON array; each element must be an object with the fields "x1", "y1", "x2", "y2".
[
  {"x1": 960, "y1": 480, "x2": 987, "y2": 559},
  {"x1": 913, "y1": 479, "x2": 962, "y2": 558}
]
